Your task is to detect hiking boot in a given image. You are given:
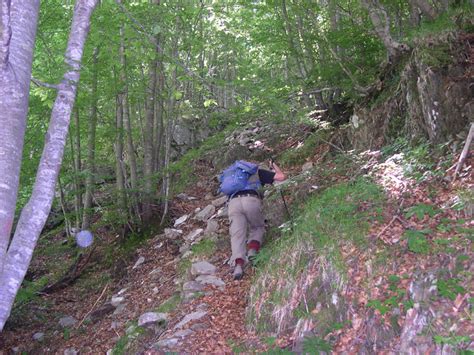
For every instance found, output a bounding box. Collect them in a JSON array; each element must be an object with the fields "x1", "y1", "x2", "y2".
[
  {"x1": 233, "y1": 264, "x2": 243, "y2": 280},
  {"x1": 247, "y1": 248, "x2": 258, "y2": 263}
]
